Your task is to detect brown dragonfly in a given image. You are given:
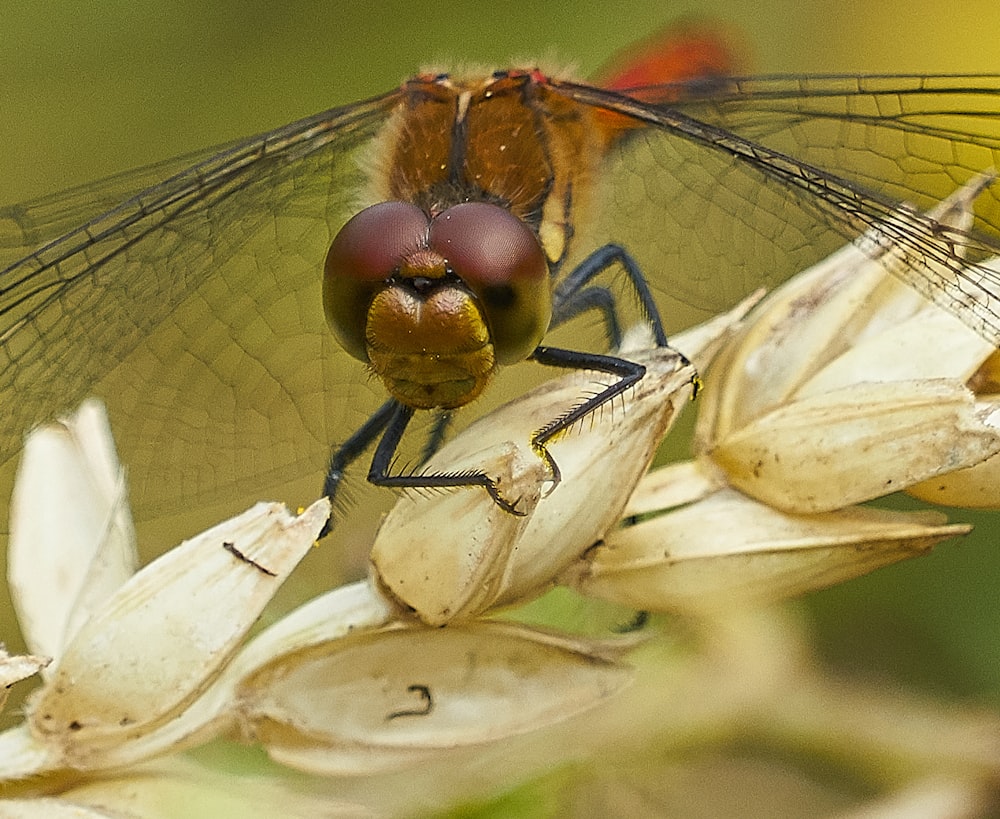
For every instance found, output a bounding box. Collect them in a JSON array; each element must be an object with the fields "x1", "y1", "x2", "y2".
[{"x1": 2, "y1": 24, "x2": 999, "y2": 547}]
